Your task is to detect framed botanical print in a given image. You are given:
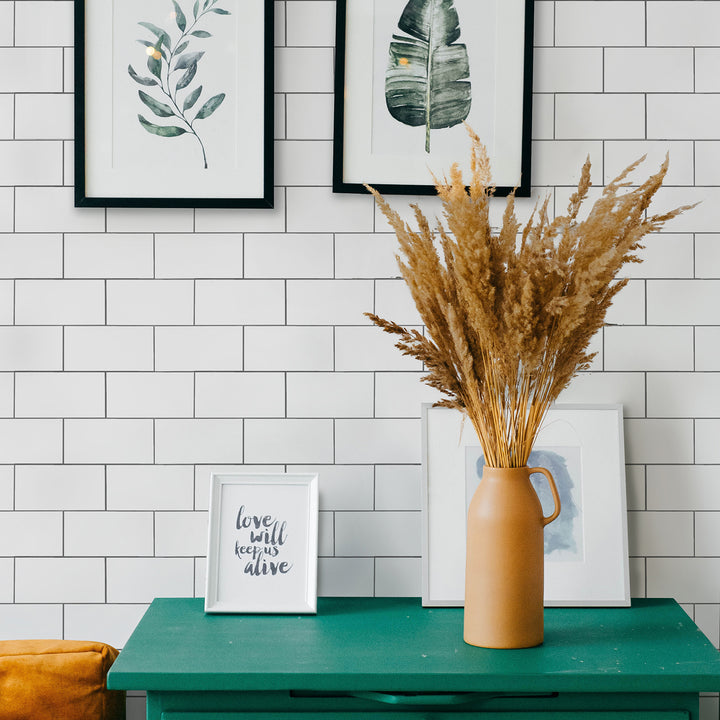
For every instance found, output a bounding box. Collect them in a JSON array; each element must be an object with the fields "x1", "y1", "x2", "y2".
[
  {"x1": 333, "y1": 0, "x2": 534, "y2": 196},
  {"x1": 74, "y1": 0, "x2": 274, "y2": 207}
]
